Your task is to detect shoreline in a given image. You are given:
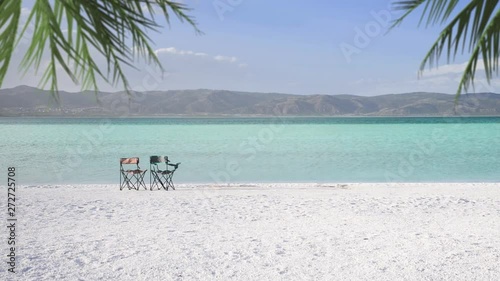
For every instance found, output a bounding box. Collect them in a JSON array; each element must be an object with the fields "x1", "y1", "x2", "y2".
[
  {"x1": 4, "y1": 115, "x2": 500, "y2": 119},
  {"x1": 16, "y1": 182, "x2": 500, "y2": 189}
]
